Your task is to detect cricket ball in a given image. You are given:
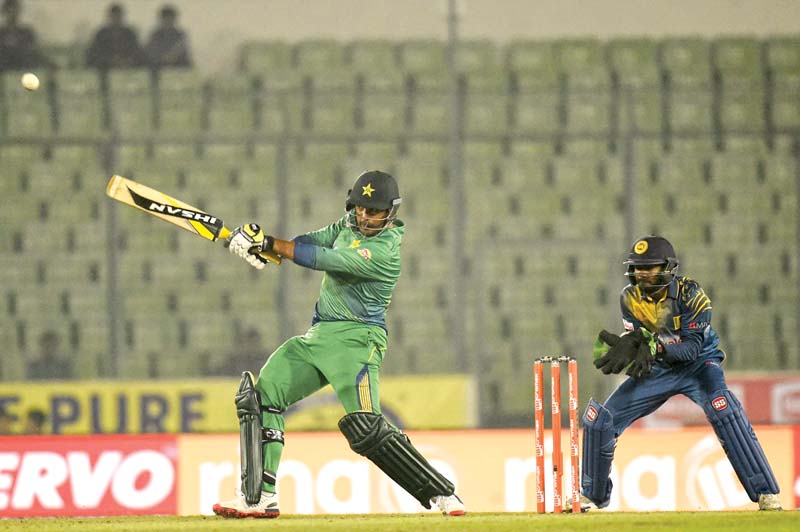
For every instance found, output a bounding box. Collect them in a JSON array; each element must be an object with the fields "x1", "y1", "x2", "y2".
[{"x1": 21, "y1": 72, "x2": 40, "y2": 91}]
